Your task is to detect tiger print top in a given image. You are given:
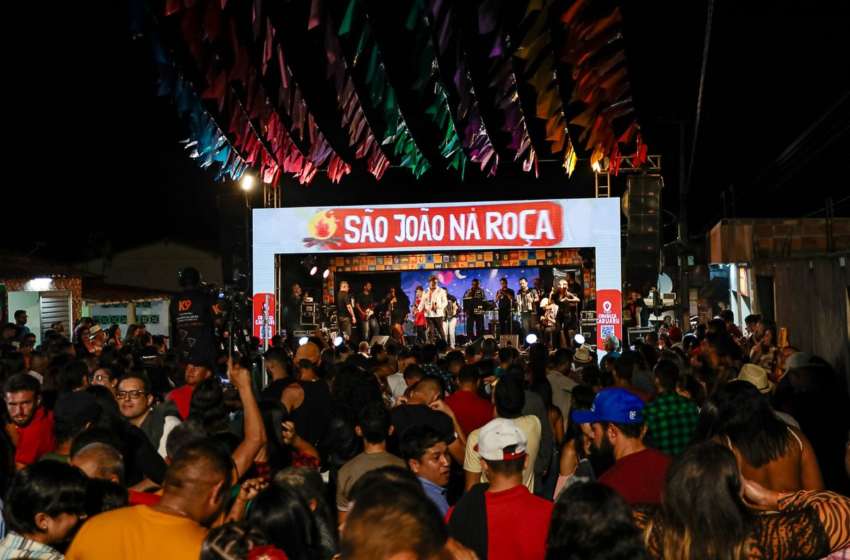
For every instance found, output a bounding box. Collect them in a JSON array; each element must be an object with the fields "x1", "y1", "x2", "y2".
[{"x1": 633, "y1": 490, "x2": 850, "y2": 559}]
